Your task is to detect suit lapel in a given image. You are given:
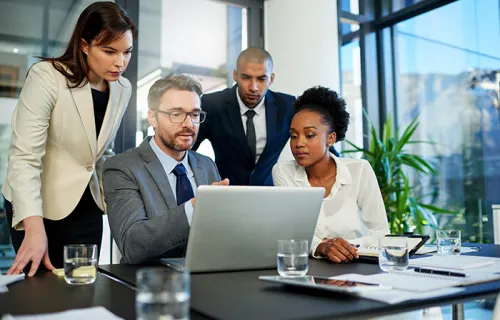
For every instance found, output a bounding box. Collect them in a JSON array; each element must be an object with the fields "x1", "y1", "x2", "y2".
[
  {"x1": 140, "y1": 139, "x2": 177, "y2": 209},
  {"x1": 97, "y1": 81, "x2": 123, "y2": 158},
  {"x1": 257, "y1": 91, "x2": 278, "y2": 166},
  {"x1": 224, "y1": 86, "x2": 253, "y2": 164},
  {"x1": 70, "y1": 83, "x2": 96, "y2": 159},
  {"x1": 188, "y1": 153, "x2": 208, "y2": 187}
]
